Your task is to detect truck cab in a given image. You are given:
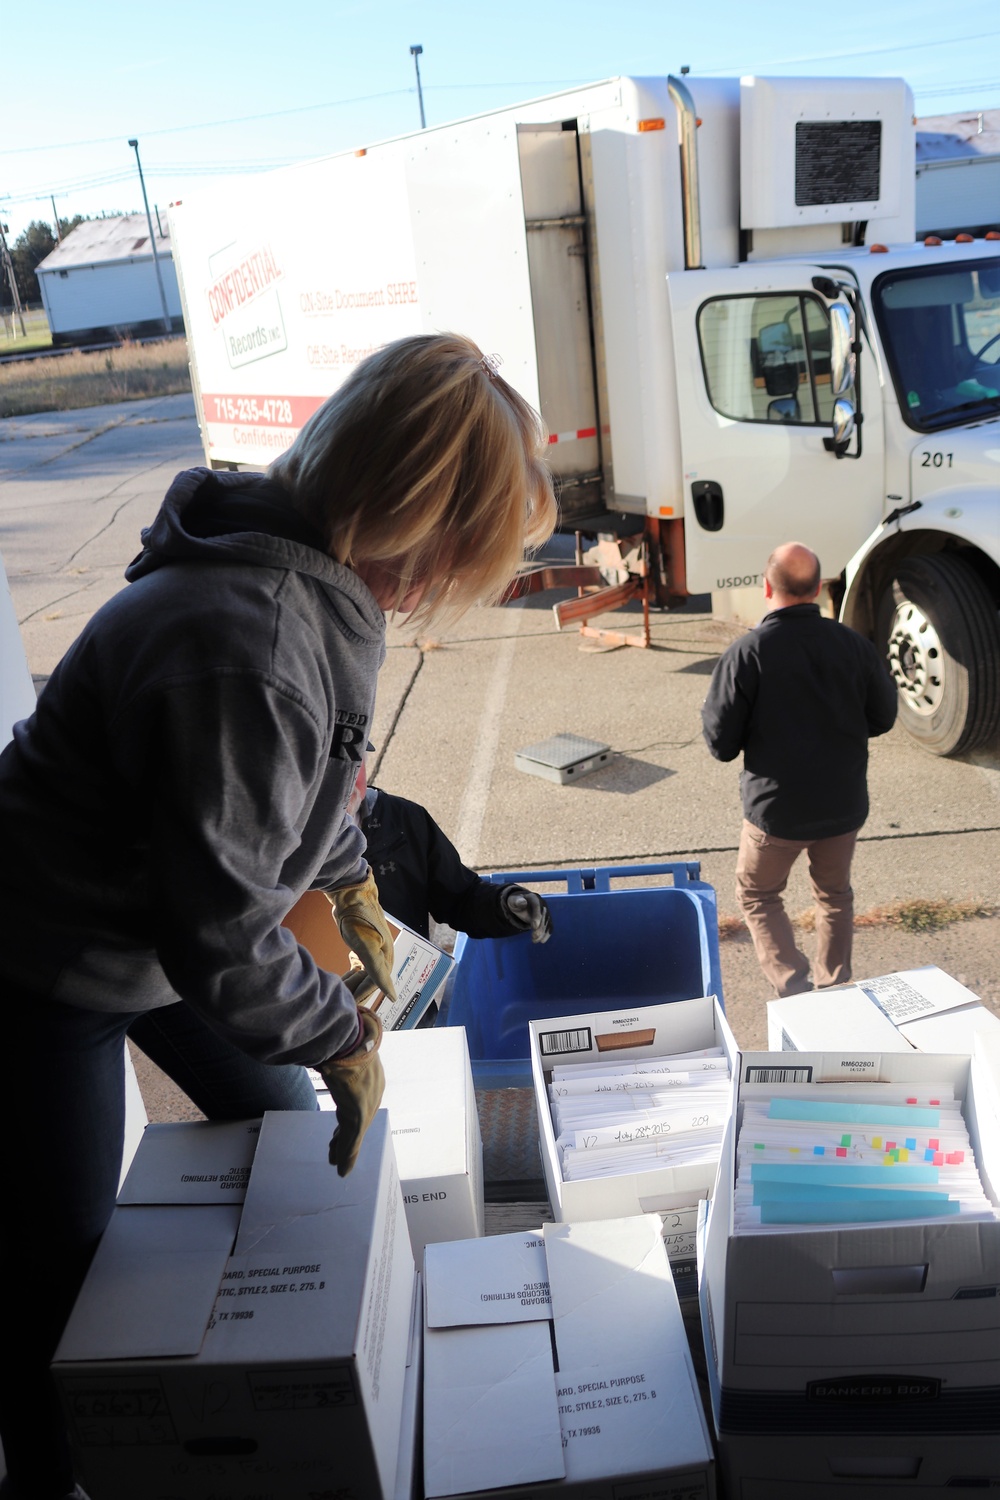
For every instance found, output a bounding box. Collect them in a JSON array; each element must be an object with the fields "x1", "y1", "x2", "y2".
[{"x1": 667, "y1": 240, "x2": 1000, "y2": 755}]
